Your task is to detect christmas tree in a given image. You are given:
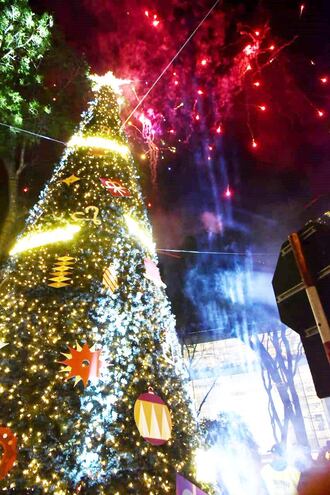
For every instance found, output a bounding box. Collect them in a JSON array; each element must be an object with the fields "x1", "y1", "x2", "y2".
[{"x1": 0, "y1": 72, "x2": 196, "y2": 494}]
